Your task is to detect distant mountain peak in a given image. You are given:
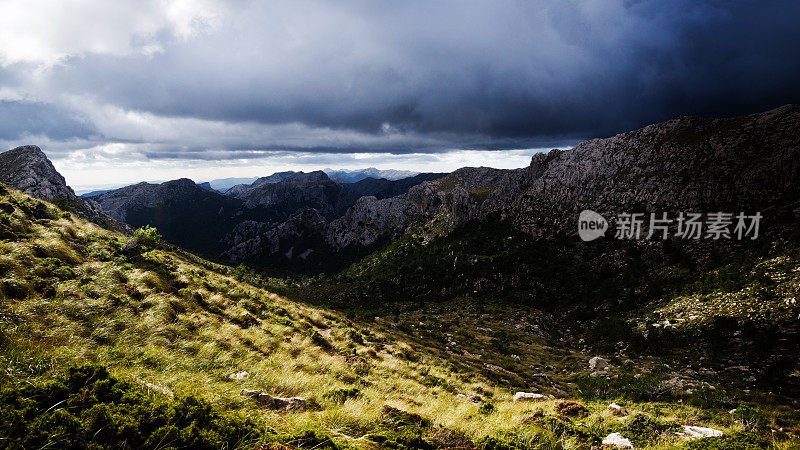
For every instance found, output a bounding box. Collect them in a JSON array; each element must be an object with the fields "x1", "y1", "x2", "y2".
[{"x1": 323, "y1": 167, "x2": 420, "y2": 183}]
